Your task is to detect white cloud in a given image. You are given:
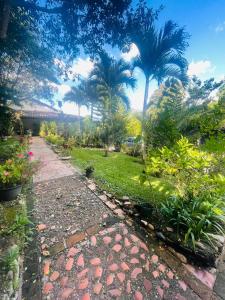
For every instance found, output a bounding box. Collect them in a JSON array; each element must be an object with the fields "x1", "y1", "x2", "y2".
[
  {"x1": 57, "y1": 84, "x2": 71, "y2": 96},
  {"x1": 62, "y1": 102, "x2": 88, "y2": 116},
  {"x1": 121, "y1": 43, "x2": 140, "y2": 61},
  {"x1": 215, "y1": 22, "x2": 225, "y2": 32},
  {"x1": 69, "y1": 58, "x2": 94, "y2": 79},
  {"x1": 188, "y1": 60, "x2": 215, "y2": 77}
]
